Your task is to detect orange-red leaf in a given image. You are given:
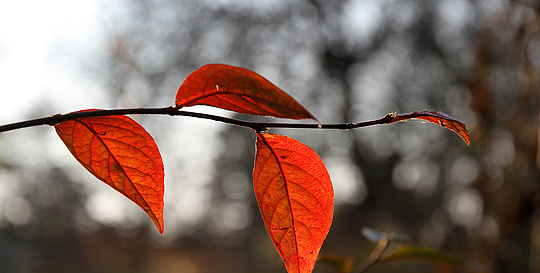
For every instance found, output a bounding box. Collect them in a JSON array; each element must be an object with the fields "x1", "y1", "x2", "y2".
[
  {"x1": 389, "y1": 110, "x2": 470, "y2": 145},
  {"x1": 253, "y1": 133, "x2": 334, "y2": 273},
  {"x1": 54, "y1": 111, "x2": 164, "y2": 233},
  {"x1": 175, "y1": 64, "x2": 316, "y2": 120}
]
